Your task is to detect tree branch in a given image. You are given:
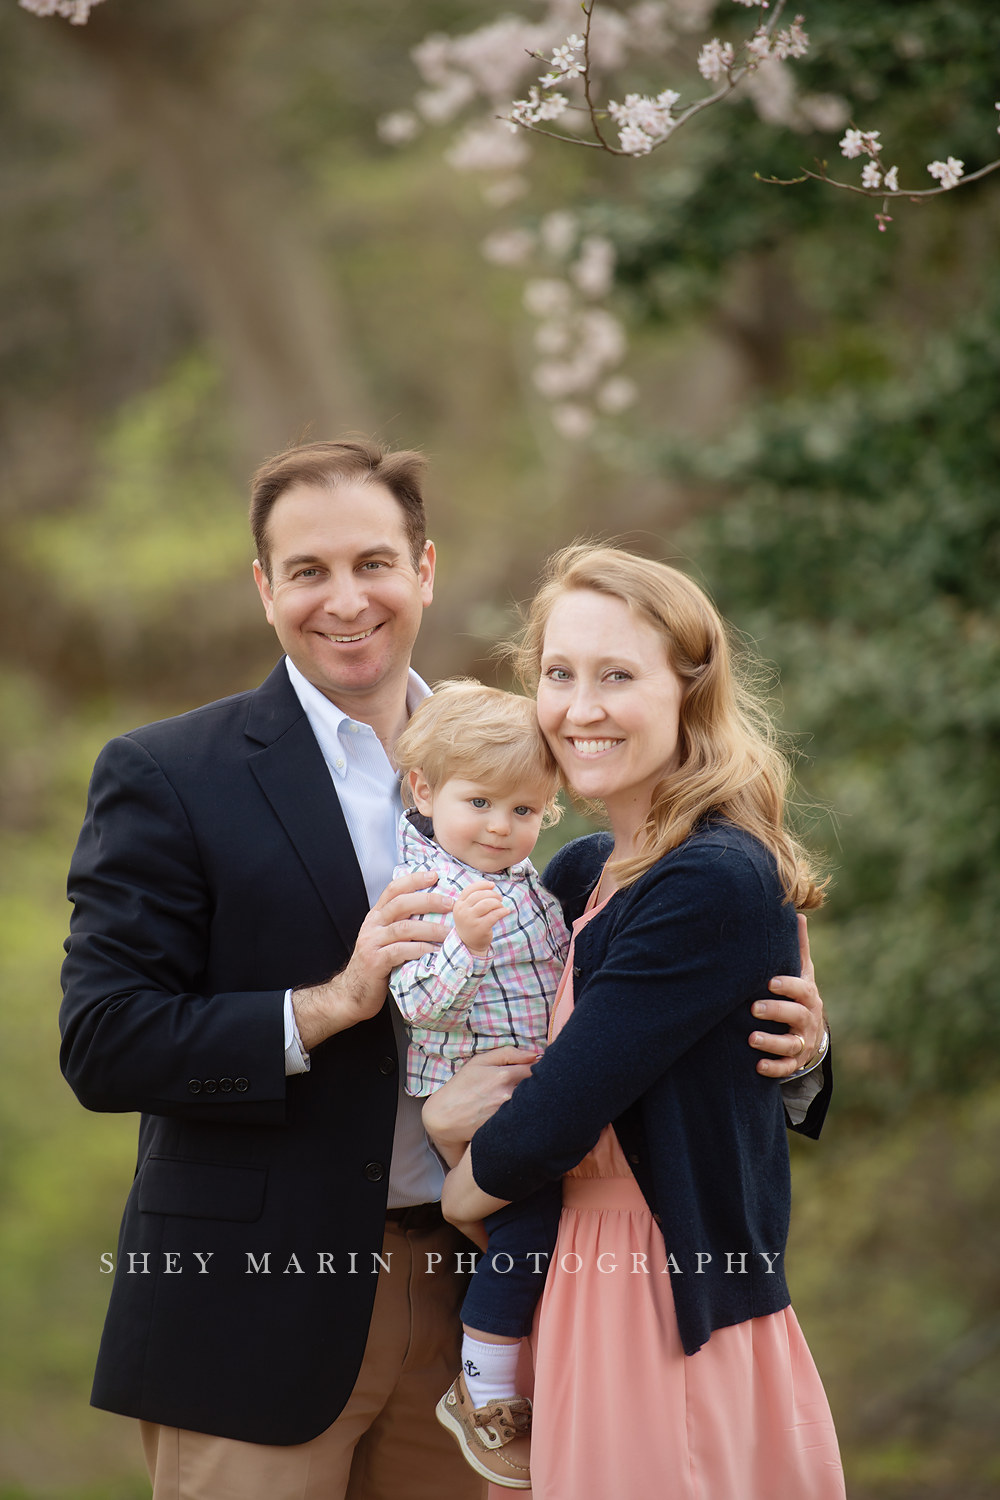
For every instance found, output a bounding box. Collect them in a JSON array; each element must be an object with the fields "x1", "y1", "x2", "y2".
[{"x1": 757, "y1": 156, "x2": 1000, "y2": 199}]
